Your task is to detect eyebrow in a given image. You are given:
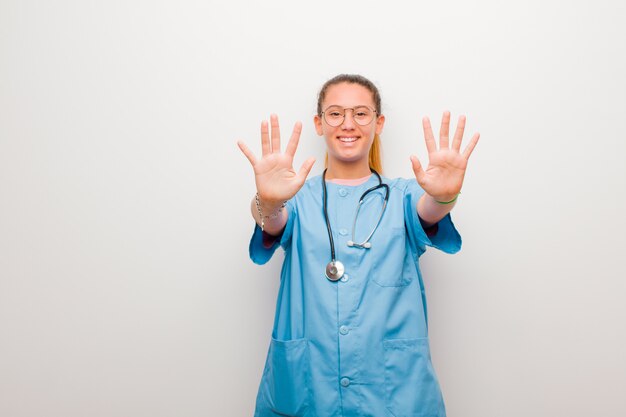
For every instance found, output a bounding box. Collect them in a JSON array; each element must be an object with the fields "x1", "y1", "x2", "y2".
[{"x1": 324, "y1": 105, "x2": 372, "y2": 109}]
